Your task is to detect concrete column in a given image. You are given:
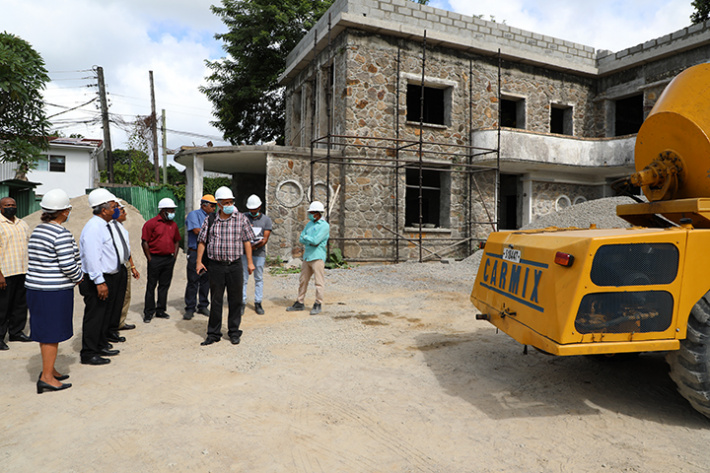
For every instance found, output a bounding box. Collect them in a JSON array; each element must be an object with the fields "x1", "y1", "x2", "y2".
[{"x1": 184, "y1": 153, "x2": 204, "y2": 215}]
